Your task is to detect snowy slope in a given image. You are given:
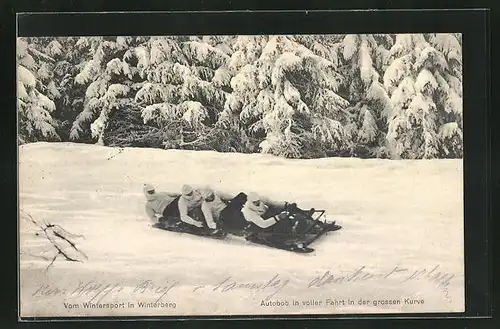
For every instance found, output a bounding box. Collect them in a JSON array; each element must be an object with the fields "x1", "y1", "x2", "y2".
[{"x1": 19, "y1": 142, "x2": 464, "y2": 317}]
